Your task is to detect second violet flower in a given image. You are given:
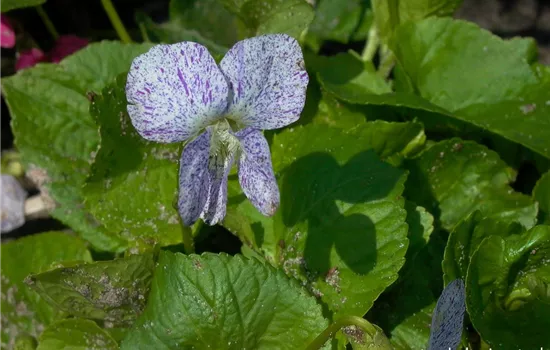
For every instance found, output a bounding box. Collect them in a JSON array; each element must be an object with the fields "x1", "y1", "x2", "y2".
[{"x1": 126, "y1": 34, "x2": 309, "y2": 226}]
